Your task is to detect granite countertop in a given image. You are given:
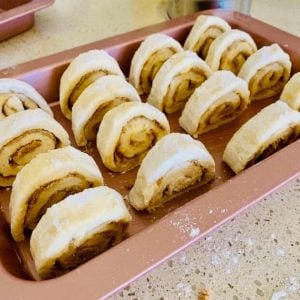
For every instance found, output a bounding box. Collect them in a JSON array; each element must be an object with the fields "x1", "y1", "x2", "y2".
[{"x1": 0, "y1": 0, "x2": 299, "y2": 299}]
